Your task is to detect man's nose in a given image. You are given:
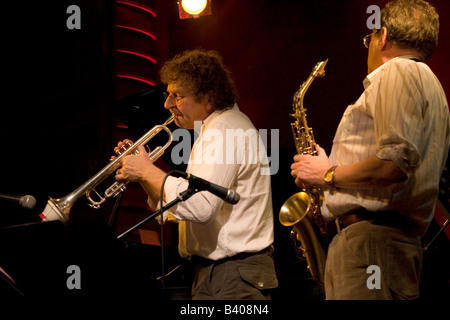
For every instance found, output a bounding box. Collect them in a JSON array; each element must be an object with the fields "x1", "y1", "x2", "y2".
[{"x1": 164, "y1": 98, "x2": 173, "y2": 110}]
